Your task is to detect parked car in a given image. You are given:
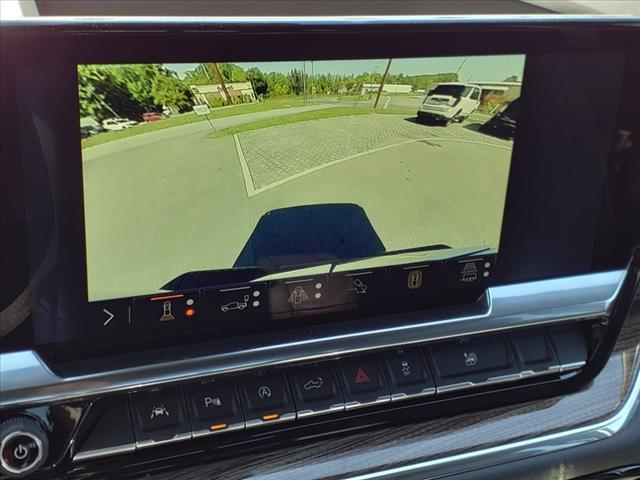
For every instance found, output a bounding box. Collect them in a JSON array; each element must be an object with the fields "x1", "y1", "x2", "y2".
[
  {"x1": 102, "y1": 117, "x2": 138, "y2": 131},
  {"x1": 416, "y1": 82, "x2": 482, "y2": 125},
  {"x1": 80, "y1": 124, "x2": 104, "y2": 138},
  {"x1": 480, "y1": 98, "x2": 519, "y2": 139},
  {"x1": 142, "y1": 112, "x2": 167, "y2": 123}
]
